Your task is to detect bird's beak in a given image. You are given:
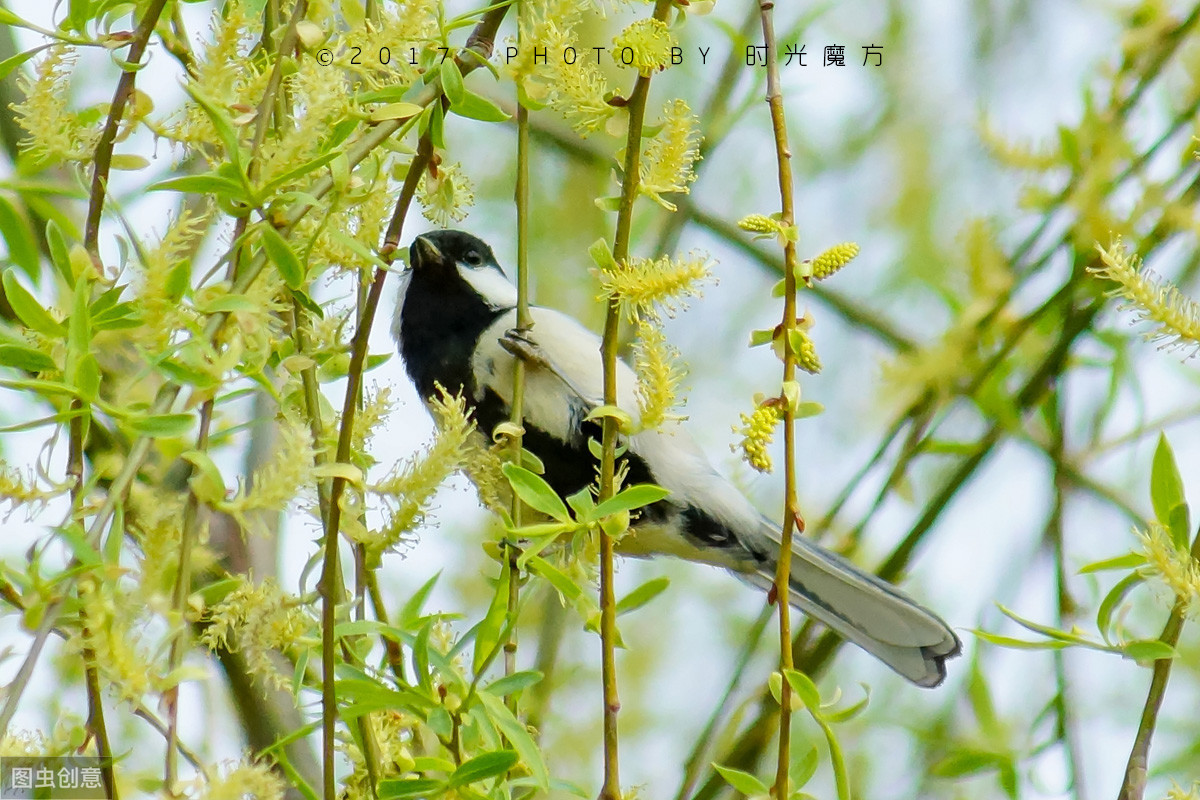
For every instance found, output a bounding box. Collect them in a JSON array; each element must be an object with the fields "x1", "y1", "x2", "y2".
[{"x1": 411, "y1": 235, "x2": 443, "y2": 269}]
